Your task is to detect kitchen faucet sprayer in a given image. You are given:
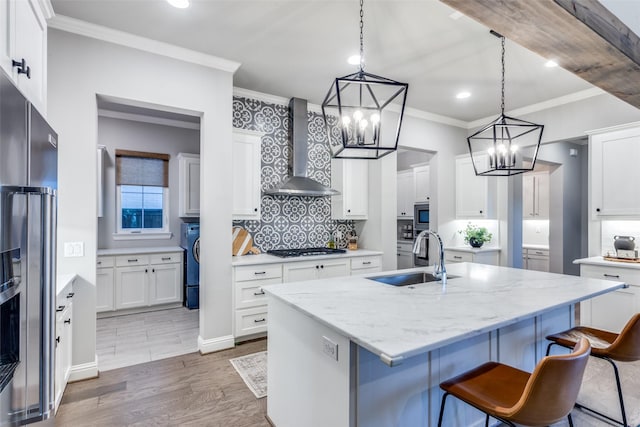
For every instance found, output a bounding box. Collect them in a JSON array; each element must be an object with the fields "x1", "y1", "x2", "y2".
[{"x1": 413, "y1": 230, "x2": 447, "y2": 284}]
